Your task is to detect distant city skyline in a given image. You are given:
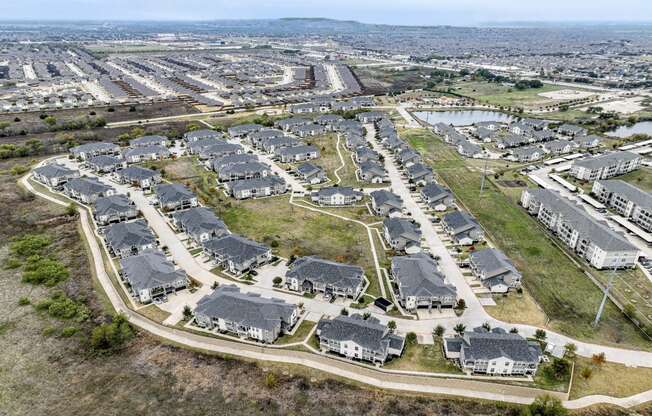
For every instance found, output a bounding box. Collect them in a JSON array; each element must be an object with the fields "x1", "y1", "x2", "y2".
[{"x1": 1, "y1": 0, "x2": 651, "y2": 26}]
